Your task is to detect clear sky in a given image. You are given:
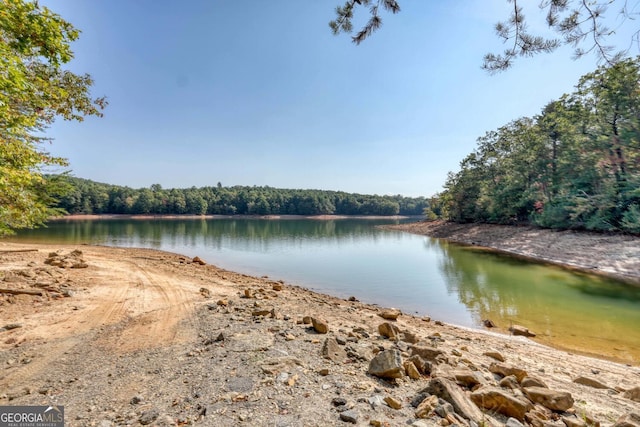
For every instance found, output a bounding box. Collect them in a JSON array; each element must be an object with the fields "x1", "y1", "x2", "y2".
[{"x1": 40, "y1": 1, "x2": 633, "y2": 197}]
